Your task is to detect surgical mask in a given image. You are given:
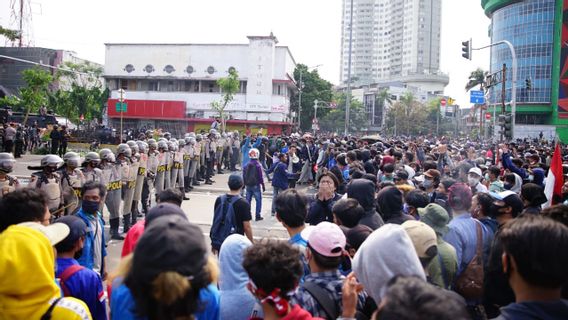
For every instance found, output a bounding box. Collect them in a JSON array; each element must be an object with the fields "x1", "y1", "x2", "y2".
[
  {"x1": 82, "y1": 200, "x2": 99, "y2": 214},
  {"x1": 468, "y1": 177, "x2": 479, "y2": 187},
  {"x1": 484, "y1": 173, "x2": 490, "y2": 181},
  {"x1": 423, "y1": 179, "x2": 433, "y2": 189},
  {"x1": 403, "y1": 203, "x2": 409, "y2": 214},
  {"x1": 528, "y1": 175, "x2": 534, "y2": 181}
]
